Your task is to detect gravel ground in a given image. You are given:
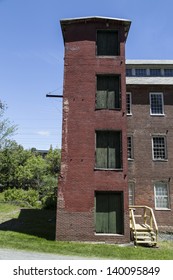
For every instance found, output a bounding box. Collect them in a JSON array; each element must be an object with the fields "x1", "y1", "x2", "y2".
[
  {"x1": 0, "y1": 248, "x2": 98, "y2": 260},
  {"x1": 158, "y1": 233, "x2": 173, "y2": 241}
]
